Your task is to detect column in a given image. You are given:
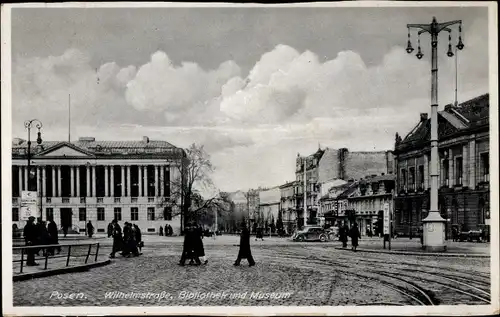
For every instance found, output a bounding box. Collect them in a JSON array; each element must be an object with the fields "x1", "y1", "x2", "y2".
[
  {"x1": 70, "y1": 166, "x2": 75, "y2": 197},
  {"x1": 76, "y1": 166, "x2": 80, "y2": 197},
  {"x1": 57, "y1": 166, "x2": 62, "y2": 198},
  {"x1": 24, "y1": 166, "x2": 28, "y2": 191},
  {"x1": 138, "y1": 165, "x2": 143, "y2": 197},
  {"x1": 469, "y1": 139, "x2": 476, "y2": 188},
  {"x1": 160, "y1": 166, "x2": 164, "y2": 197},
  {"x1": 424, "y1": 154, "x2": 429, "y2": 189},
  {"x1": 36, "y1": 166, "x2": 41, "y2": 194},
  {"x1": 42, "y1": 166, "x2": 46, "y2": 197},
  {"x1": 86, "y1": 165, "x2": 91, "y2": 197},
  {"x1": 104, "y1": 166, "x2": 109, "y2": 197},
  {"x1": 127, "y1": 166, "x2": 131, "y2": 197},
  {"x1": 155, "y1": 165, "x2": 159, "y2": 197},
  {"x1": 18, "y1": 166, "x2": 23, "y2": 195},
  {"x1": 121, "y1": 166, "x2": 125, "y2": 197},
  {"x1": 462, "y1": 144, "x2": 469, "y2": 186},
  {"x1": 110, "y1": 166, "x2": 115, "y2": 197},
  {"x1": 448, "y1": 153, "x2": 454, "y2": 187},
  {"x1": 92, "y1": 165, "x2": 96, "y2": 197},
  {"x1": 52, "y1": 166, "x2": 56, "y2": 197},
  {"x1": 144, "y1": 166, "x2": 148, "y2": 197}
]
